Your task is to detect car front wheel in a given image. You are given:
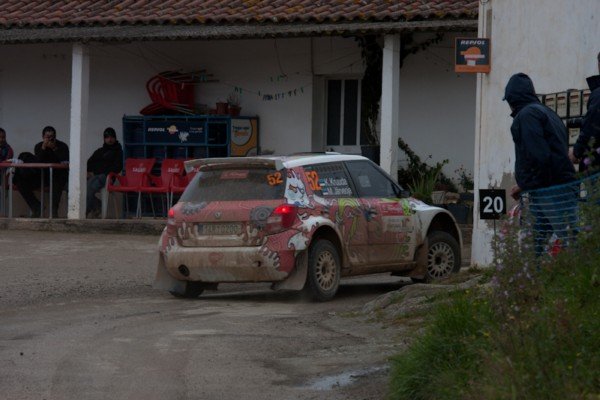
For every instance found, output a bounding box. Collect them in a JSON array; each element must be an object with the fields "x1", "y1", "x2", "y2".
[
  {"x1": 305, "y1": 239, "x2": 341, "y2": 302},
  {"x1": 426, "y1": 231, "x2": 461, "y2": 280}
]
